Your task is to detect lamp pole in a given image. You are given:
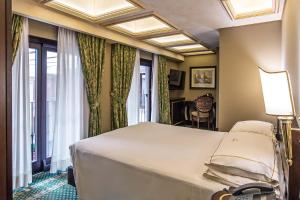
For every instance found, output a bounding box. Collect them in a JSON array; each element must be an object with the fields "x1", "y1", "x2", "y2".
[{"x1": 278, "y1": 116, "x2": 294, "y2": 166}]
